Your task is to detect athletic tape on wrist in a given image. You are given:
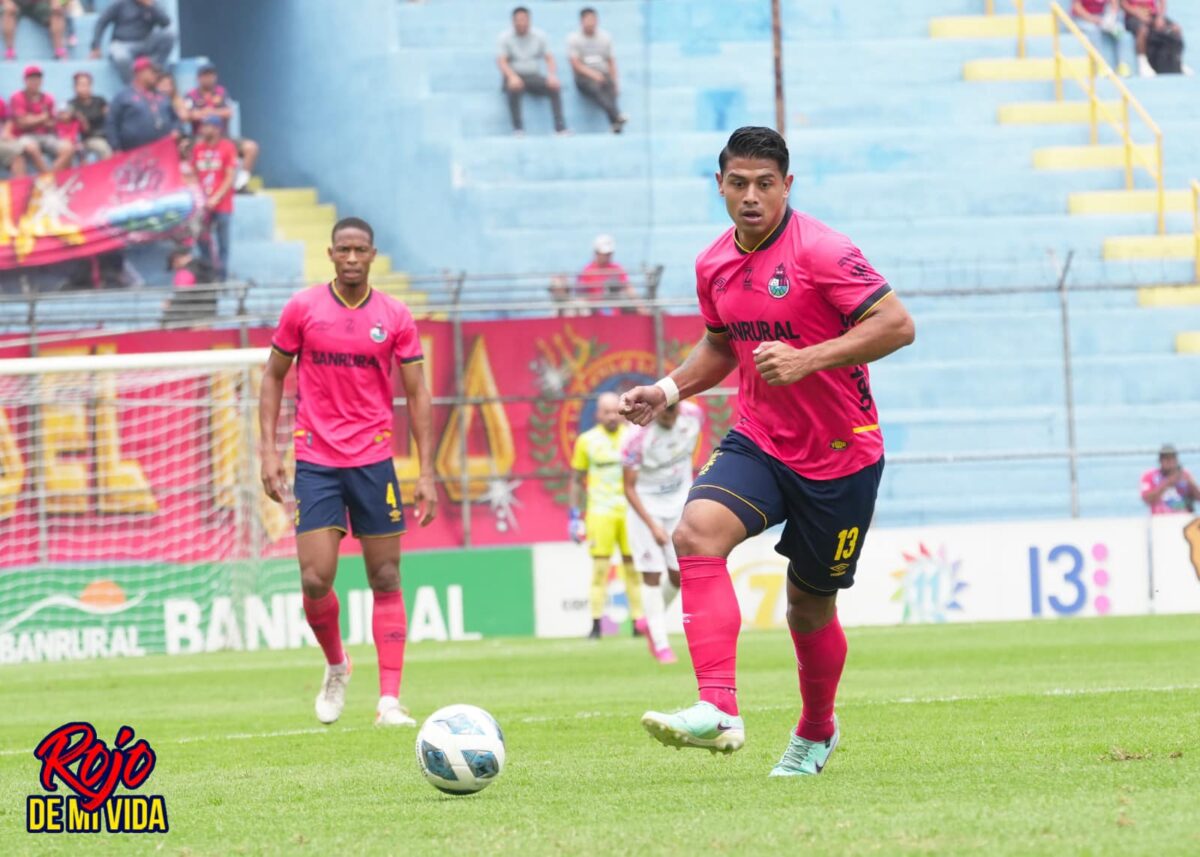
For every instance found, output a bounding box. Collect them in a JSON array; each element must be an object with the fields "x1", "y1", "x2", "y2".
[{"x1": 655, "y1": 377, "x2": 680, "y2": 407}]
